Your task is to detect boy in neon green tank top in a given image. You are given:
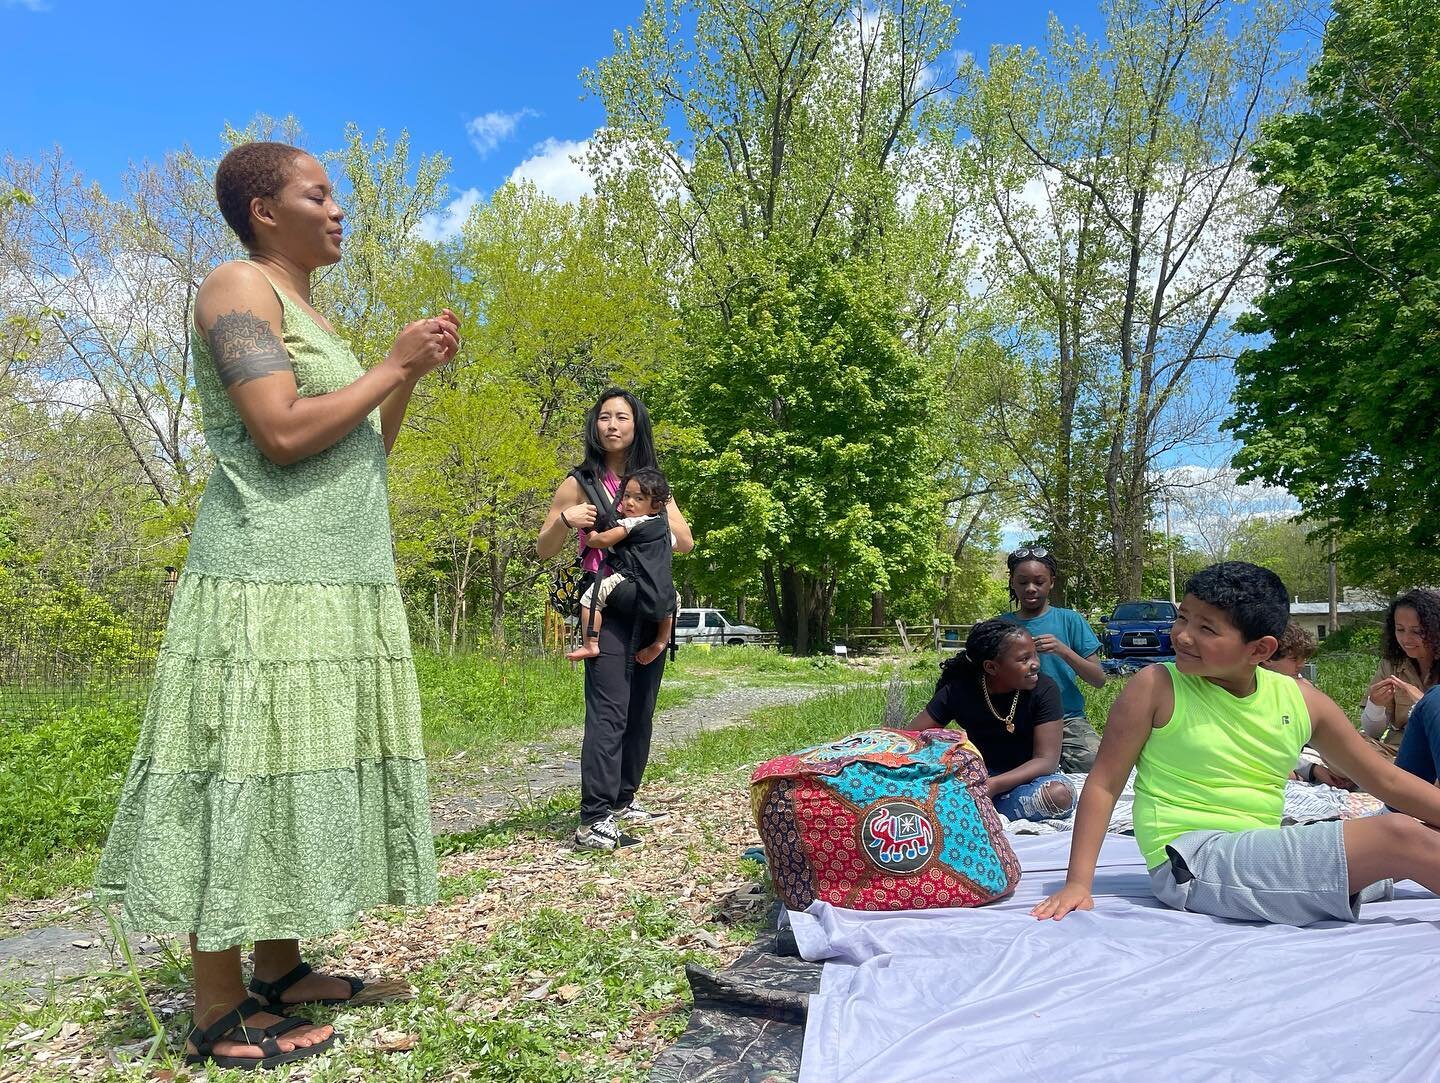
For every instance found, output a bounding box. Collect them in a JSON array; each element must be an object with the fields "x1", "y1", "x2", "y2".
[{"x1": 1034, "y1": 562, "x2": 1440, "y2": 926}]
